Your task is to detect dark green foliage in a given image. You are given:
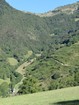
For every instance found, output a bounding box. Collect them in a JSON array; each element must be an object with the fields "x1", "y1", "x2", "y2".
[
  {"x1": 9, "y1": 72, "x2": 22, "y2": 93},
  {"x1": 0, "y1": 82, "x2": 9, "y2": 97},
  {"x1": 48, "y1": 81, "x2": 59, "y2": 90},
  {"x1": 74, "y1": 72, "x2": 79, "y2": 85},
  {"x1": 14, "y1": 72, "x2": 22, "y2": 84},
  {"x1": 18, "y1": 76, "x2": 40, "y2": 94},
  {"x1": 51, "y1": 72, "x2": 60, "y2": 79},
  {"x1": 9, "y1": 74, "x2": 16, "y2": 93}
]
